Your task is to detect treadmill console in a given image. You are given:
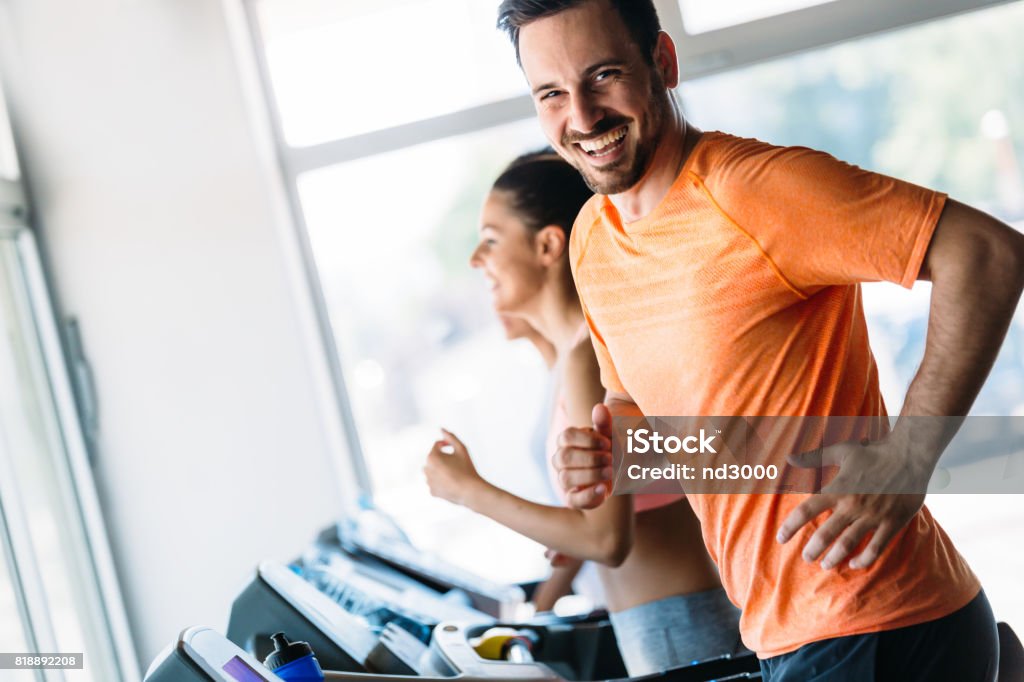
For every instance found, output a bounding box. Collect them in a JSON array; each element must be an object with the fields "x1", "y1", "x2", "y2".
[
  {"x1": 335, "y1": 516, "x2": 526, "y2": 619},
  {"x1": 146, "y1": 627, "x2": 283, "y2": 682}
]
